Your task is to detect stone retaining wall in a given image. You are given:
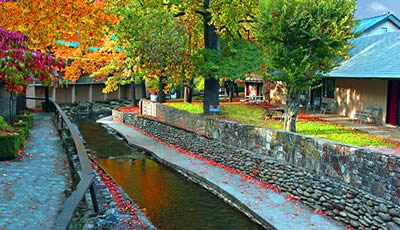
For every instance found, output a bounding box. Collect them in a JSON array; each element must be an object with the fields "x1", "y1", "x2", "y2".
[{"x1": 113, "y1": 100, "x2": 400, "y2": 229}]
